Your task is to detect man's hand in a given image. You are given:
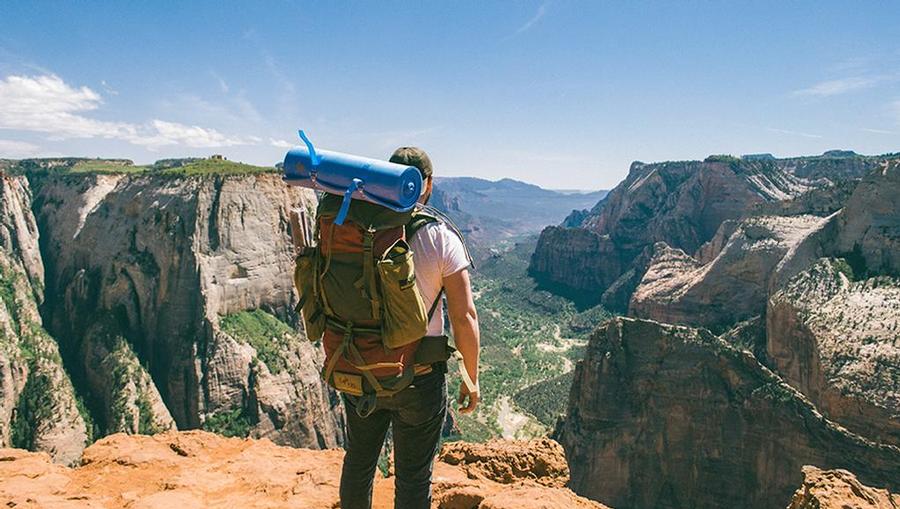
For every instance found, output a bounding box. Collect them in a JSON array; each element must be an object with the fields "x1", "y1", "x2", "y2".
[
  {"x1": 445, "y1": 268, "x2": 481, "y2": 416},
  {"x1": 458, "y1": 384, "x2": 479, "y2": 414}
]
